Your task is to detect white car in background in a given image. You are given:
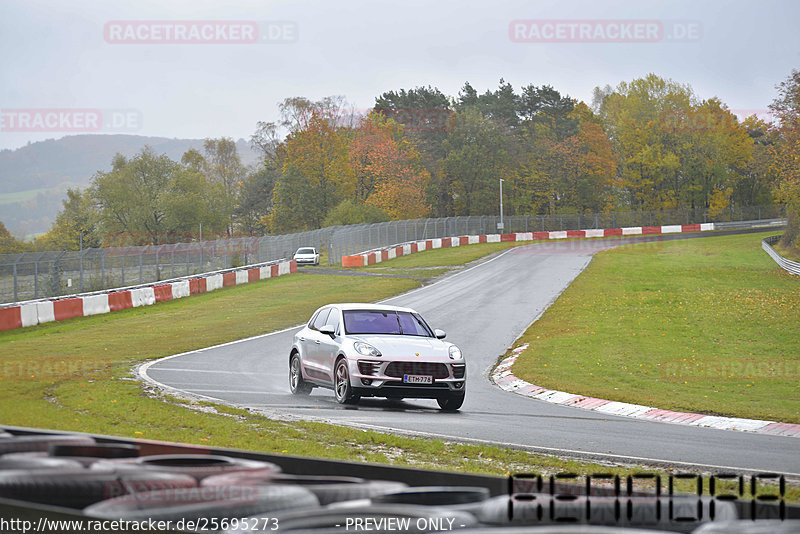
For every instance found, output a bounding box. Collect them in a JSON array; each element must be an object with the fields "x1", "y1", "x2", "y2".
[
  {"x1": 289, "y1": 303, "x2": 466, "y2": 410},
  {"x1": 293, "y1": 247, "x2": 320, "y2": 266}
]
